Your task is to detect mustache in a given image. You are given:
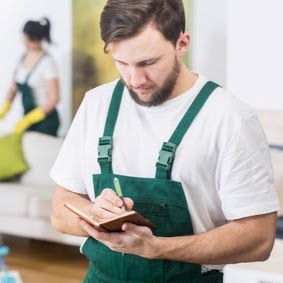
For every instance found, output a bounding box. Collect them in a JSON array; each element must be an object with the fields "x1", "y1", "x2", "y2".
[
  {"x1": 132, "y1": 86, "x2": 152, "y2": 90},
  {"x1": 120, "y1": 78, "x2": 152, "y2": 91}
]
